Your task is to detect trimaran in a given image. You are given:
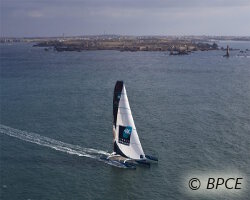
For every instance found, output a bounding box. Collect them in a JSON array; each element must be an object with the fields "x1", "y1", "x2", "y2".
[{"x1": 101, "y1": 81, "x2": 158, "y2": 168}]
